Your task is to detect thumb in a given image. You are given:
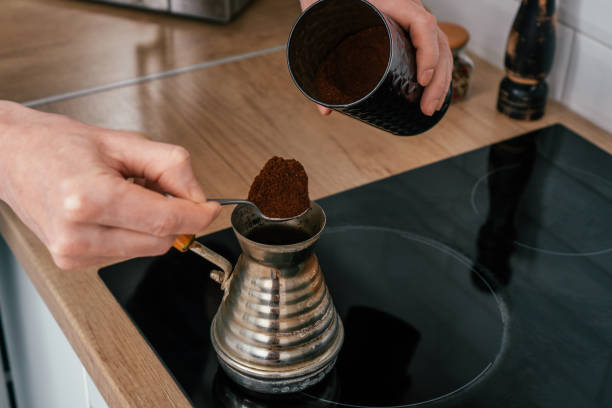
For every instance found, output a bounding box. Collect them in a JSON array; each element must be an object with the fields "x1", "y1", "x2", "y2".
[{"x1": 100, "y1": 132, "x2": 208, "y2": 203}]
